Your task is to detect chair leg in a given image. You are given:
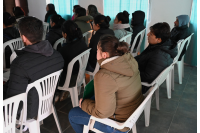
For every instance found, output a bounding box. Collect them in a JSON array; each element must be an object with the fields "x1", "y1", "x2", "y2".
[
  {"x1": 177, "y1": 61, "x2": 182, "y2": 84},
  {"x1": 52, "y1": 105, "x2": 63, "y2": 133},
  {"x1": 166, "y1": 74, "x2": 171, "y2": 99},
  {"x1": 90, "y1": 75, "x2": 94, "y2": 81},
  {"x1": 144, "y1": 97, "x2": 152, "y2": 127},
  {"x1": 69, "y1": 88, "x2": 79, "y2": 107},
  {"x1": 26, "y1": 119, "x2": 40, "y2": 133},
  {"x1": 78, "y1": 86, "x2": 81, "y2": 95},
  {"x1": 155, "y1": 87, "x2": 159, "y2": 110},
  {"x1": 171, "y1": 67, "x2": 174, "y2": 91},
  {"x1": 132, "y1": 124, "x2": 137, "y2": 133},
  {"x1": 83, "y1": 125, "x2": 90, "y2": 133},
  {"x1": 182, "y1": 58, "x2": 184, "y2": 78}
]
